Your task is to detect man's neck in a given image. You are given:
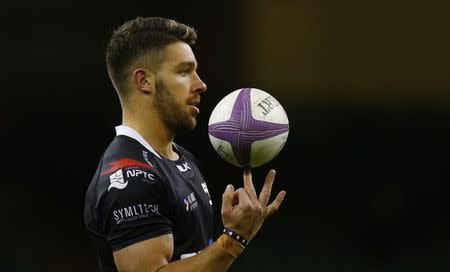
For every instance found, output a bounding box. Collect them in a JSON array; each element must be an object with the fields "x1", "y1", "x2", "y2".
[{"x1": 122, "y1": 113, "x2": 179, "y2": 160}]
